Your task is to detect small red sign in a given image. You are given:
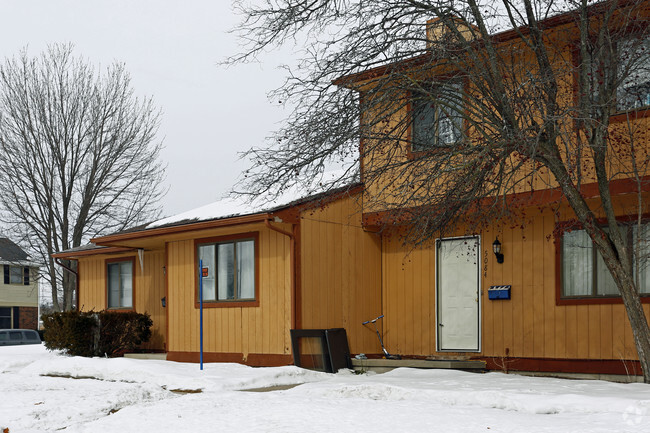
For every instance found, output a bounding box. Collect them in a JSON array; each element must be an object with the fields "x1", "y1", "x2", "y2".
[{"x1": 202, "y1": 267, "x2": 209, "y2": 277}]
